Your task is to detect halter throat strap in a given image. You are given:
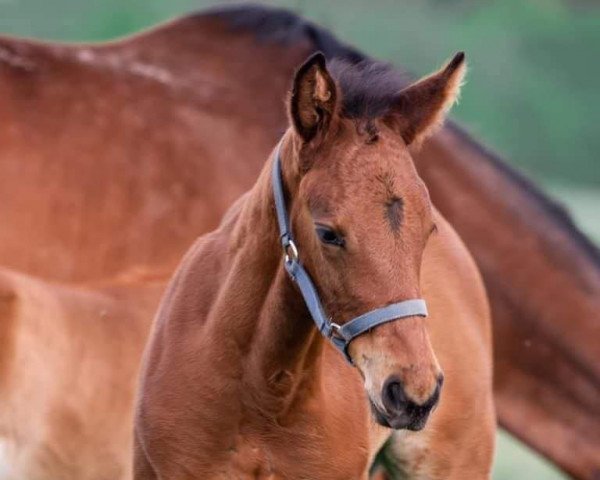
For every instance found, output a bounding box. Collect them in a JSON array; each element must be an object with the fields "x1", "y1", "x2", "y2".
[{"x1": 271, "y1": 141, "x2": 428, "y2": 364}]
